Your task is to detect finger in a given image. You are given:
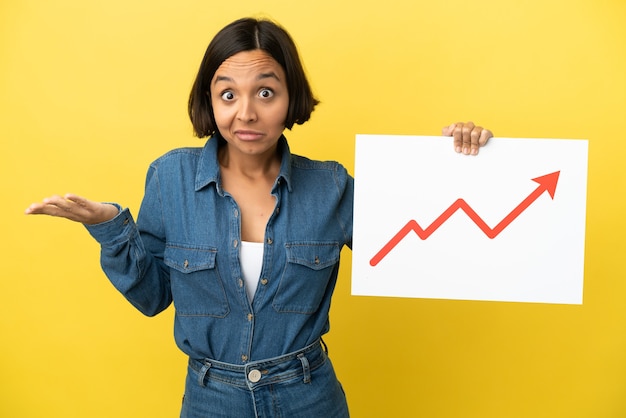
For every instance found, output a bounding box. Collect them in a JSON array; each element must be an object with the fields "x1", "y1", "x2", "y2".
[
  {"x1": 461, "y1": 121, "x2": 475, "y2": 155},
  {"x1": 452, "y1": 122, "x2": 464, "y2": 153},
  {"x1": 25, "y1": 195, "x2": 83, "y2": 222},
  {"x1": 45, "y1": 195, "x2": 77, "y2": 213},
  {"x1": 64, "y1": 193, "x2": 92, "y2": 210},
  {"x1": 59, "y1": 195, "x2": 103, "y2": 222},
  {"x1": 470, "y1": 125, "x2": 482, "y2": 155},
  {"x1": 479, "y1": 128, "x2": 493, "y2": 146},
  {"x1": 25, "y1": 200, "x2": 77, "y2": 220},
  {"x1": 34, "y1": 196, "x2": 65, "y2": 211},
  {"x1": 24, "y1": 202, "x2": 49, "y2": 215},
  {"x1": 471, "y1": 128, "x2": 494, "y2": 155},
  {"x1": 442, "y1": 123, "x2": 456, "y2": 137}
]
